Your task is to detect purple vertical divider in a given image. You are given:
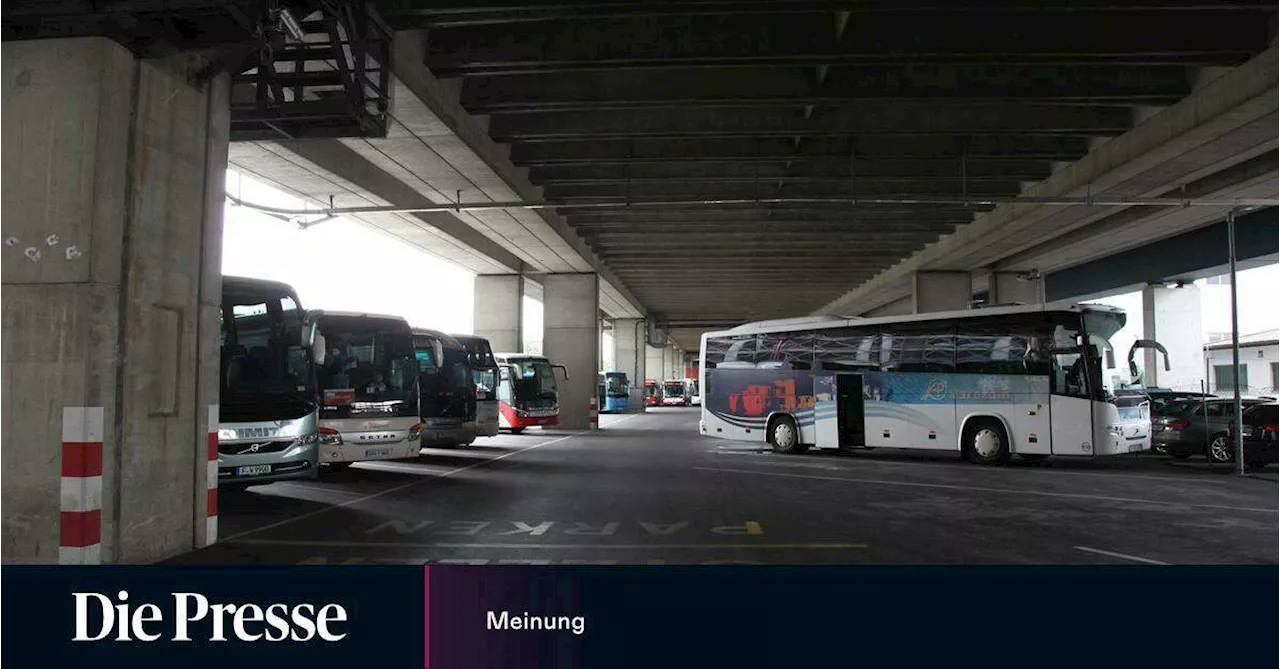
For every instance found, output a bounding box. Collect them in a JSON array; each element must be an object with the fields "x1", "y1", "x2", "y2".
[{"x1": 423, "y1": 565, "x2": 431, "y2": 669}]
